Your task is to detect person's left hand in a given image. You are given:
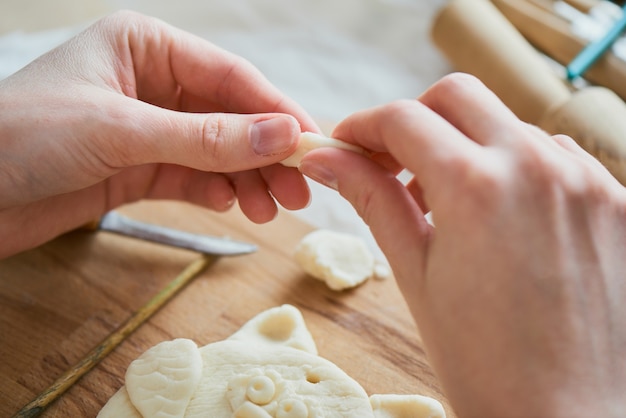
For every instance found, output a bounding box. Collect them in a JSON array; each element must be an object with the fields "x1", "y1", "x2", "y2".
[{"x1": 0, "y1": 11, "x2": 319, "y2": 259}]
